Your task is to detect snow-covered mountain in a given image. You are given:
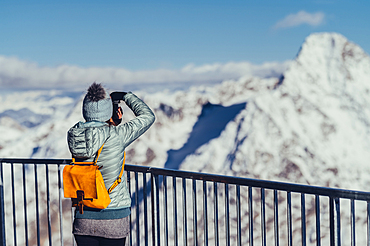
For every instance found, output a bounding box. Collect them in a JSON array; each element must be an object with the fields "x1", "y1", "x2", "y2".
[
  {"x1": 1, "y1": 32, "x2": 370, "y2": 192},
  {"x1": 175, "y1": 32, "x2": 370, "y2": 191}
]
